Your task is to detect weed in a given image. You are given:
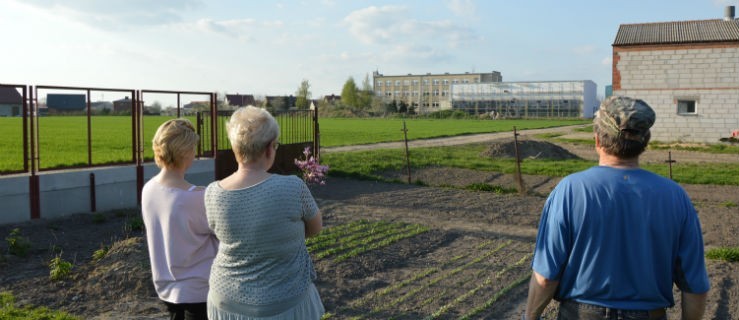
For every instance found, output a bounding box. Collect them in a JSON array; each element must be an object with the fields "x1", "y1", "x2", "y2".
[
  {"x1": 49, "y1": 244, "x2": 62, "y2": 254},
  {"x1": 124, "y1": 216, "x2": 145, "y2": 235},
  {"x1": 92, "y1": 245, "x2": 109, "y2": 262},
  {"x1": 49, "y1": 255, "x2": 73, "y2": 281},
  {"x1": 0, "y1": 291, "x2": 80, "y2": 319},
  {"x1": 705, "y1": 247, "x2": 739, "y2": 262},
  {"x1": 720, "y1": 201, "x2": 737, "y2": 208},
  {"x1": 91, "y1": 213, "x2": 107, "y2": 224},
  {"x1": 113, "y1": 209, "x2": 129, "y2": 218},
  {"x1": 464, "y1": 183, "x2": 517, "y2": 194},
  {"x1": 5, "y1": 228, "x2": 31, "y2": 257}
]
